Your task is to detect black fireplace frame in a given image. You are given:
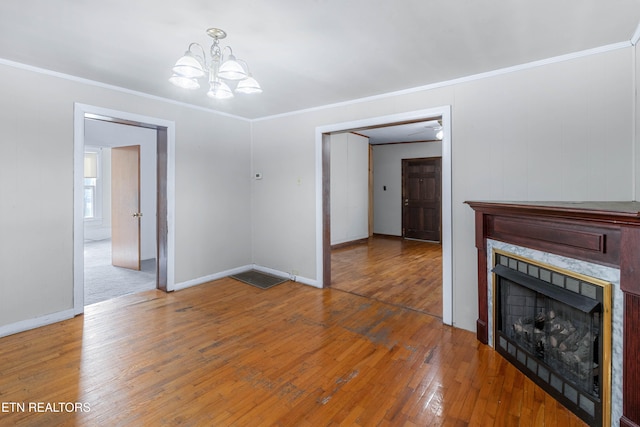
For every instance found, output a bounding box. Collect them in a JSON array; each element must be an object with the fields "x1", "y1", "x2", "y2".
[{"x1": 492, "y1": 249, "x2": 612, "y2": 427}]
